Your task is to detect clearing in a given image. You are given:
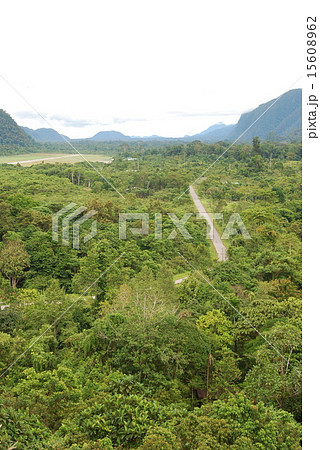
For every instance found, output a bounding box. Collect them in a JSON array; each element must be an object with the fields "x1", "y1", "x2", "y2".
[{"x1": 0, "y1": 153, "x2": 113, "y2": 166}]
